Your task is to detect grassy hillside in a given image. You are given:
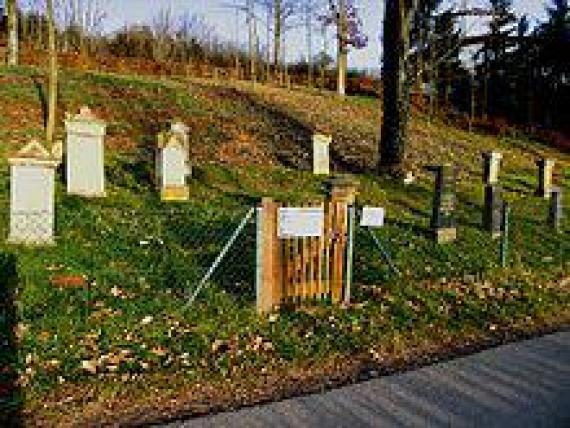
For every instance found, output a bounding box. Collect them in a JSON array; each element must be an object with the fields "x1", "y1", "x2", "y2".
[{"x1": 0, "y1": 65, "x2": 568, "y2": 425}]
